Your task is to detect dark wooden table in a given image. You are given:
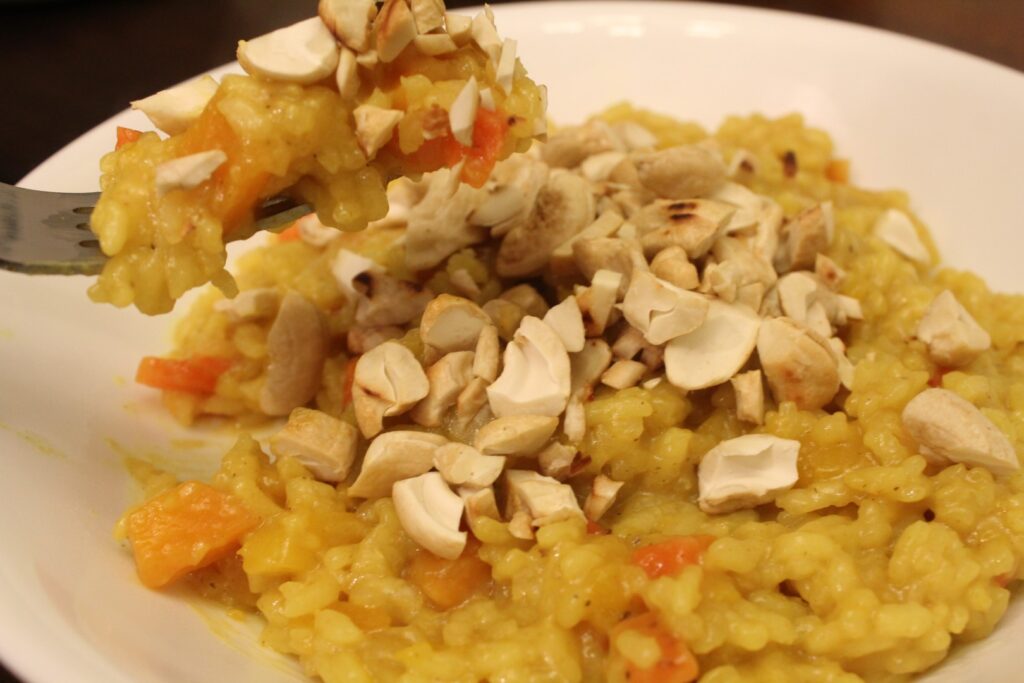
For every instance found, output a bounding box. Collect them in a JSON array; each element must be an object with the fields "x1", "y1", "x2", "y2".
[{"x1": 0, "y1": 0, "x2": 1021, "y2": 680}]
